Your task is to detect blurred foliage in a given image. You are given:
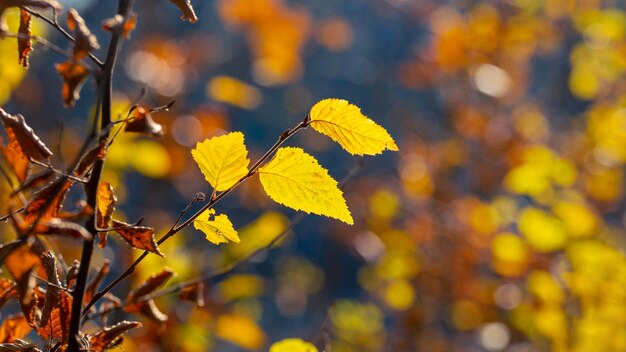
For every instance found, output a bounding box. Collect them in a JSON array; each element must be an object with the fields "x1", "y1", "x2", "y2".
[{"x1": 2, "y1": 0, "x2": 626, "y2": 351}]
